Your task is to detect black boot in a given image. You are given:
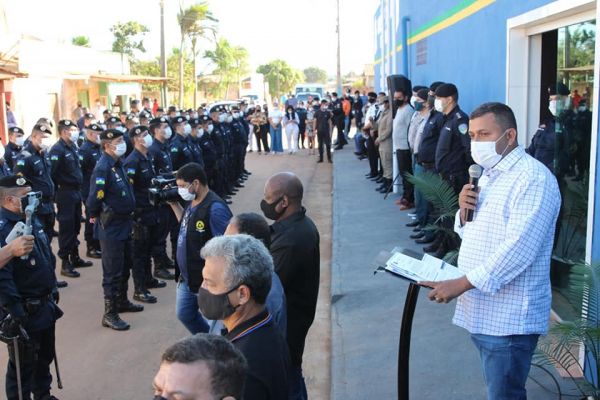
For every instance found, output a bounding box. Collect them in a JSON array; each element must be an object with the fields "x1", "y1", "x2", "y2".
[
  {"x1": 102, "y1": 299, "x2": 130, "y2": 330},
  {"x1": 60, "y1": 258, "x2": 80, "y2": 278},
  {"x1": 423, "y1": 233, "x2": 443, "y2": 252},
  {"x1": 433, "y1": 239, "x2": 448, "y2": 259},
  {"x1": 86, "y1": 244, "x2": 102, "y2": 259},
  {"x1": 154, "y1": 267, "x2": 175, "y2": 280},
  {"x1": 375, "y1": 175, "x2": 384, "y2": 184},
  {"x1": 117, "y1": 291, "x2": 144, "y2": 313},
  {"x1": 133, "y1": 290, "x2": 158, "y2": 304},
  {"x1": 71, "y1": 253, "x2": 93, "y2": 268},
  {"x1": 154, "y1": 255, "x2": 175, "y2": 270},
  {"x1": 146, "y1": 278, "x2": 167, "y2": 289}
]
